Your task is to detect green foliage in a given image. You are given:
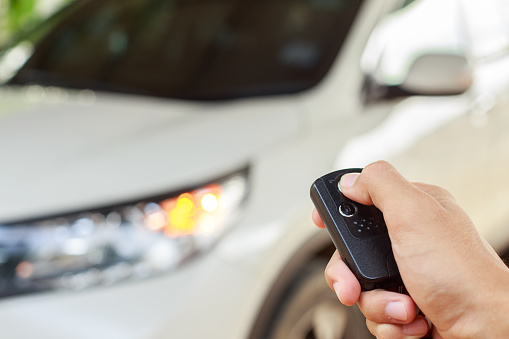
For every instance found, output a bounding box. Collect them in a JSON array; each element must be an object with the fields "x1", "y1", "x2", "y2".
[
  {"x1": 7, "y1": 0, "x2": 38, "y2": 32},
  {"x1": 0, "y1": 0, "x2": 72, "y2": 47}
]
